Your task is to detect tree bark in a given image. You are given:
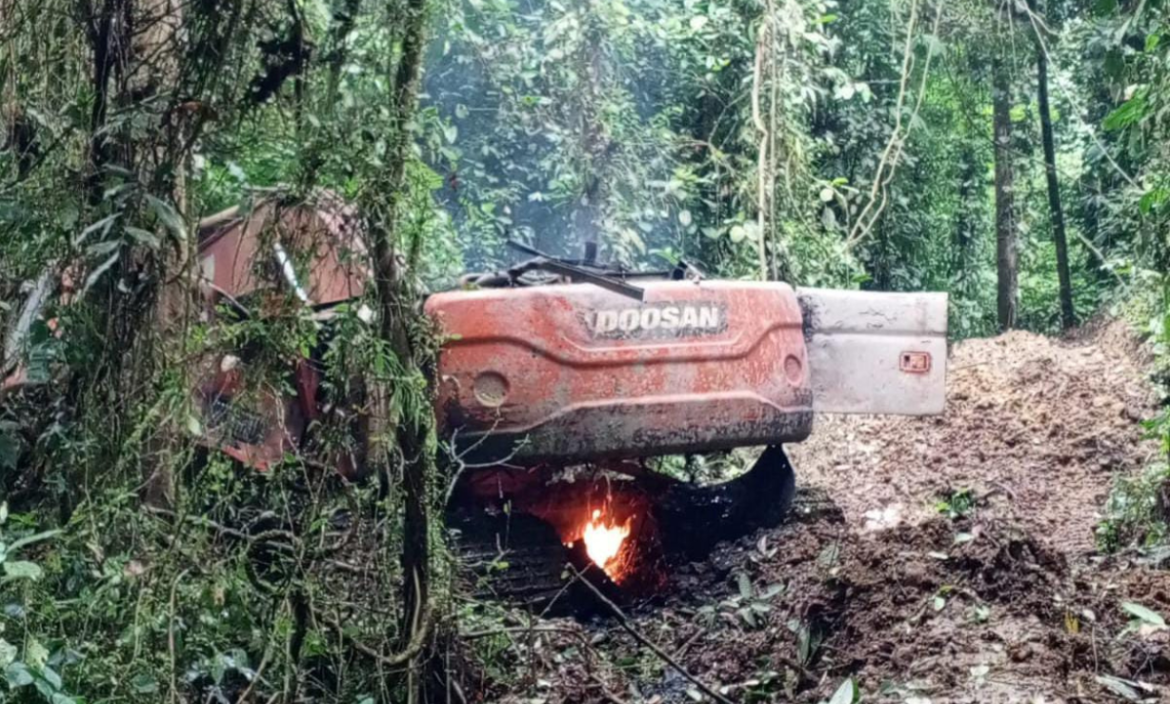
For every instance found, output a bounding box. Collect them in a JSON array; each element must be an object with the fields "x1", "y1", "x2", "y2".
[
  {"x1": 1033, "y1": 26, "x2": 1076, "y2": 329},
  {"x1": 992, "y1": 59, "x2": 1018, "y2": 332},
  {"x1": 368, "y1": 0, "x2": 432, "y2": 698},
  {"x1": 954, "y1": 146, "x2": 978, "y2": 270}
]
